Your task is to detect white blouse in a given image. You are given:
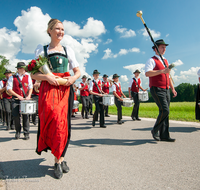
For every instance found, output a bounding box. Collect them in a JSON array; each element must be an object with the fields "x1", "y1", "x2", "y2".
[{"x1": 34, "y1": 44, "x2": 79, "y2": 70}]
